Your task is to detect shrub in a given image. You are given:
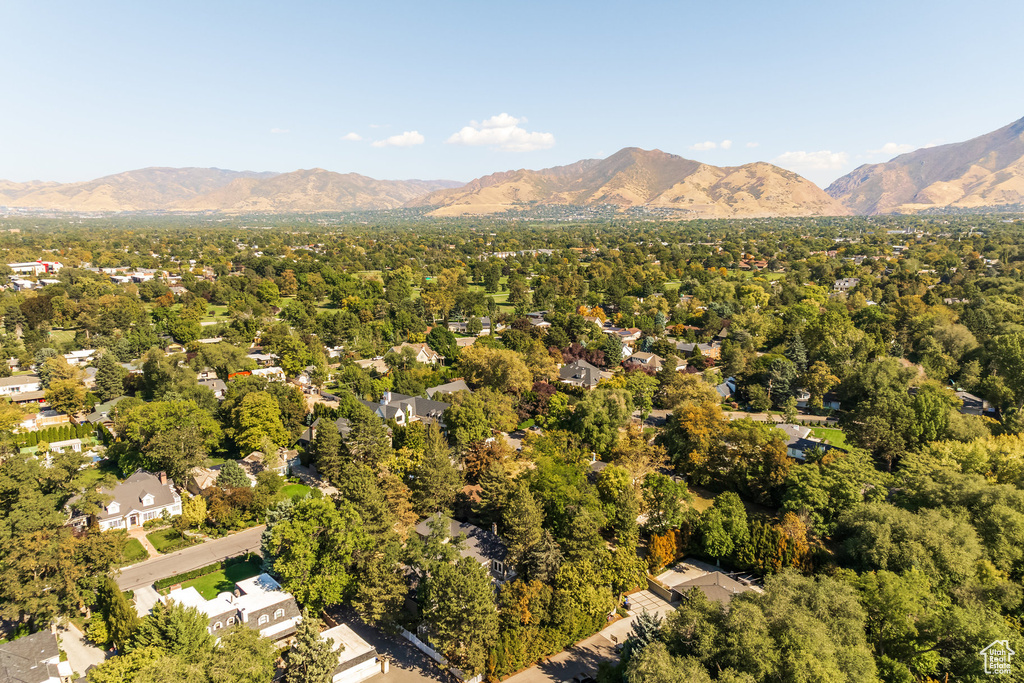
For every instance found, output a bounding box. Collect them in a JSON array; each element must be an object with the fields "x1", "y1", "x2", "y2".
[{"x1": 86, "y1": 618, "x2": 110, "y2": 648}]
